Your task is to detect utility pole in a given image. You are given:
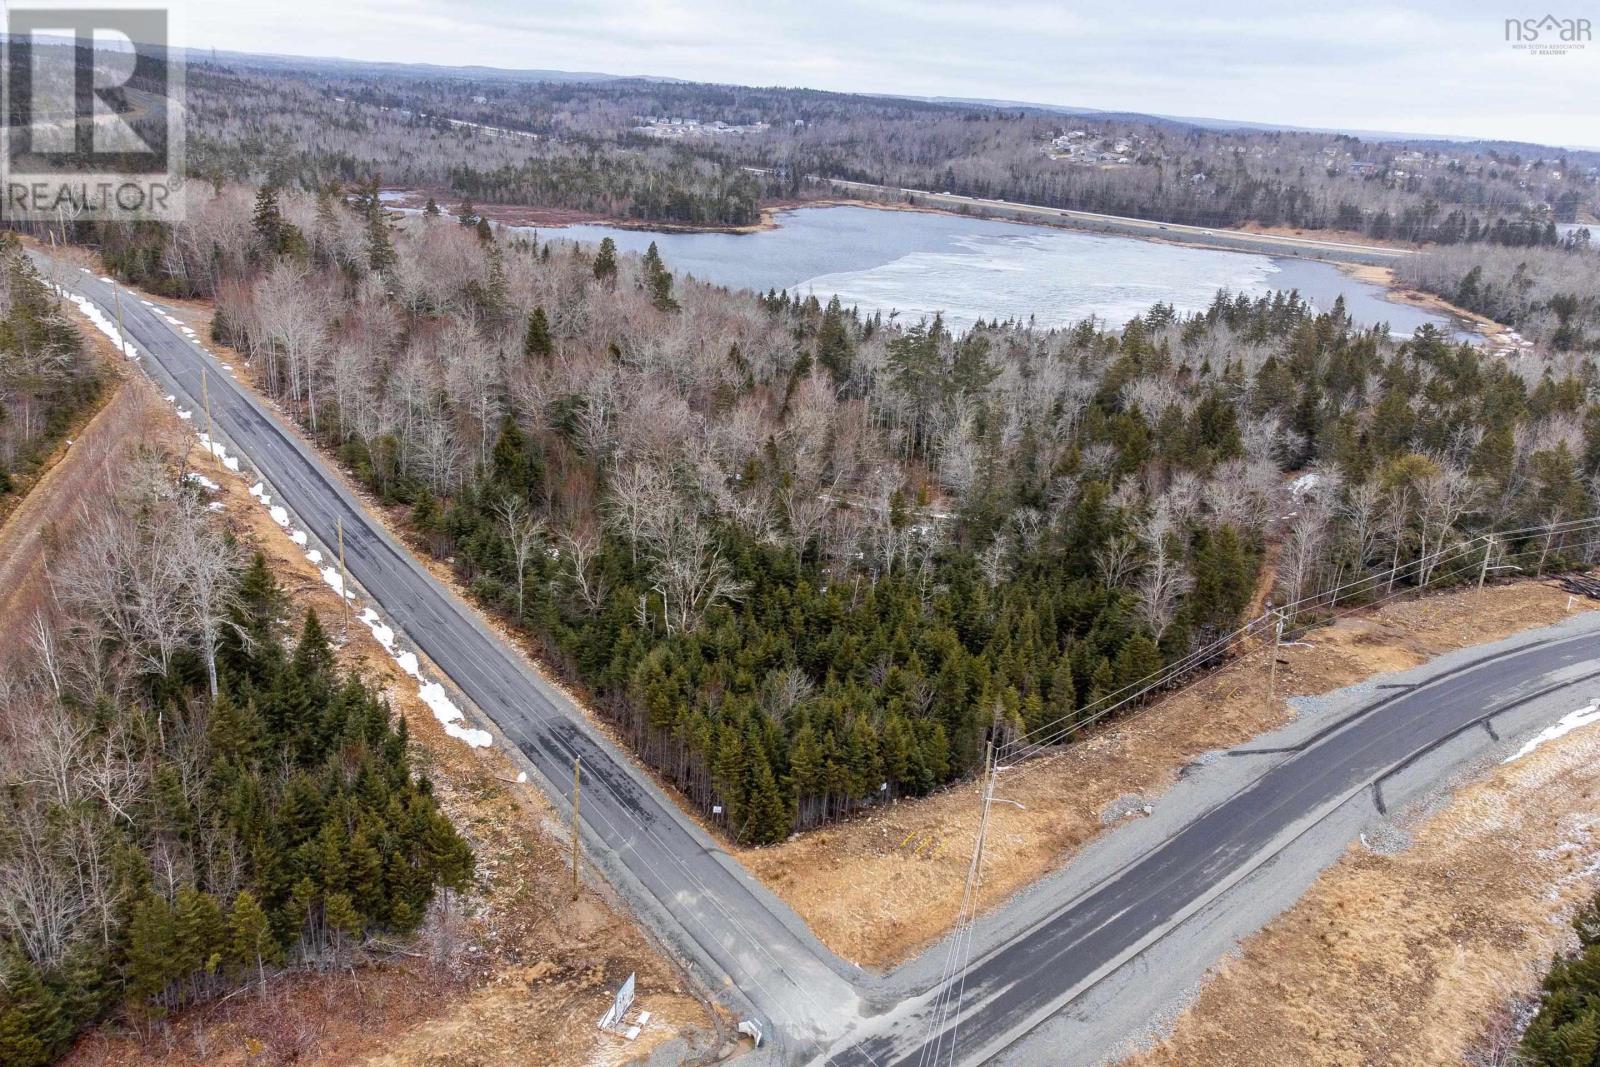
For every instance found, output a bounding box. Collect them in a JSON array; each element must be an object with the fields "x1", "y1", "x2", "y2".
[
  {"x1": 571, "y1": 756, "x2": 582, "y2": 900},
  {"x1": 1267, "y1": 610, "x2": 1285, "y2": 709},
  {"x1": 1478, "y1": 534, "x2": 1495, "y2": 595},
  {"x1": 336, "y1": 516, "x2": 350, "y2": 639},
  {"x1": 201, "y1": 368, "x2": 213, "y2": 443}
]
